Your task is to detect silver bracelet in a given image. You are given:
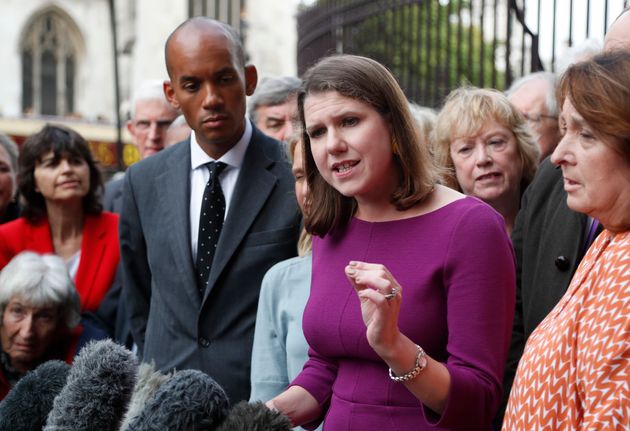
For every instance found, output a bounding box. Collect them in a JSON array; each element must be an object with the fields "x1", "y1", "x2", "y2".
[{"x1": 388, "y1": 344, "x2": 427, "y2": 382}]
